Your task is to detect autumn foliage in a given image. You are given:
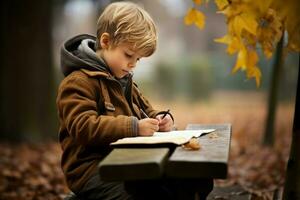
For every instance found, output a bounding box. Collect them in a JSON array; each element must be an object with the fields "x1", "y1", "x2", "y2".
[{"x1": 185, "y1": 0, "x2": 300, "y2": 86}]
